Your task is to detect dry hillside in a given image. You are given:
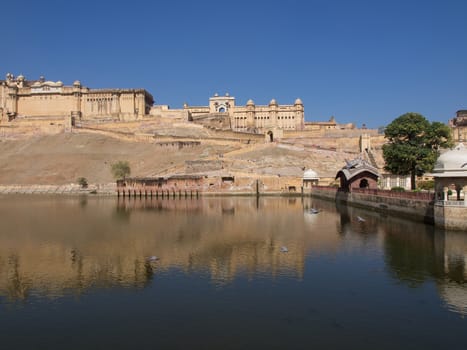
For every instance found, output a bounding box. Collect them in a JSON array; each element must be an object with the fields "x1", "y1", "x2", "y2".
[{"x1": 0, "y1": 127, "x2": 379, "y2": 185}]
